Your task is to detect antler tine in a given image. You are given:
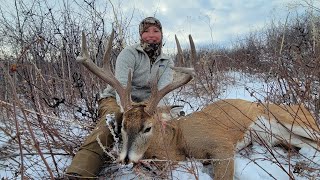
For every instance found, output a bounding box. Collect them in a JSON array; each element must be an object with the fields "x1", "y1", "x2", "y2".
[
  {"x1": 103, "y1": 29, "x2": 115, "y2": 70},
  {"x1": 145, "y1": 68, "x2": 193, "y2": 115},
  {"x1": 188, "y1": 34, "x2": 197, "y2": 68},
  {"x1": 175, "y1": 34, "x2": 184, "y2": 66},
  {"x1": 77, "y1": 31, "x2": 132, "y2": 111},
  {"x1": 145, "y1": 35, "x2": 196, "y2": 115}
]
